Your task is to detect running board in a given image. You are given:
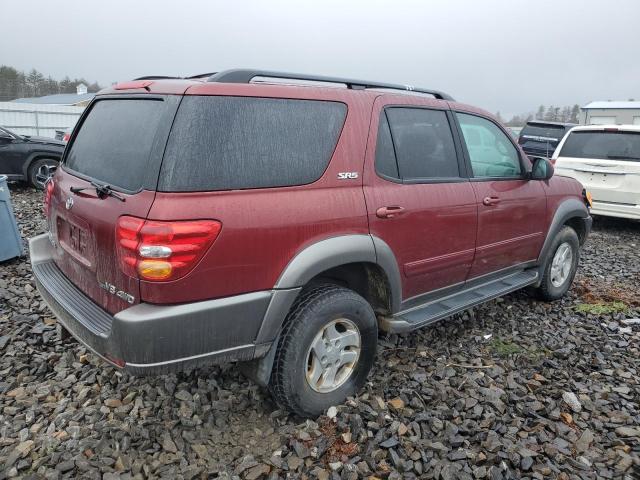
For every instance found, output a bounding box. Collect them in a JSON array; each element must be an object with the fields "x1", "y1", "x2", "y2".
[{"x1": 380, "y1": 270, "x2": 539, "y2": 333}]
